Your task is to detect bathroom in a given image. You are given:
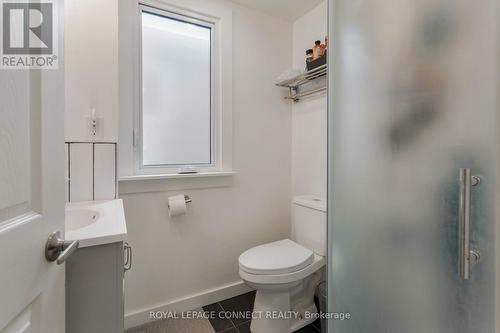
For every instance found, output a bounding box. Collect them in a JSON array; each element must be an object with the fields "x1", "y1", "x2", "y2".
[{"x1": 0, "y1": 0, "x2": 498, "y2": 333}]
